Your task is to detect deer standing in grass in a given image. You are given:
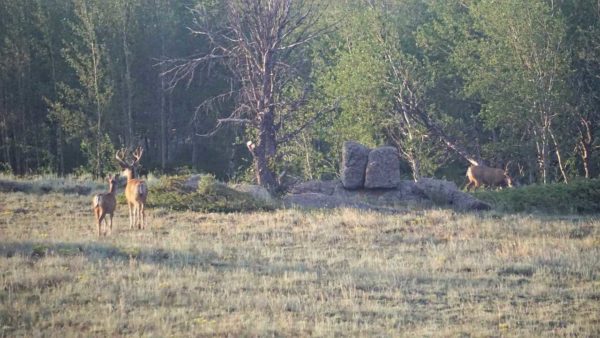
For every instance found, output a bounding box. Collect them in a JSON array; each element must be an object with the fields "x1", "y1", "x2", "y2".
[
  {"x1": 93, "y1": 174, "x2": 118, "y2": 236},
  {"x1": 115, "y1": 147, "x2": 148, "y2": 230}
]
